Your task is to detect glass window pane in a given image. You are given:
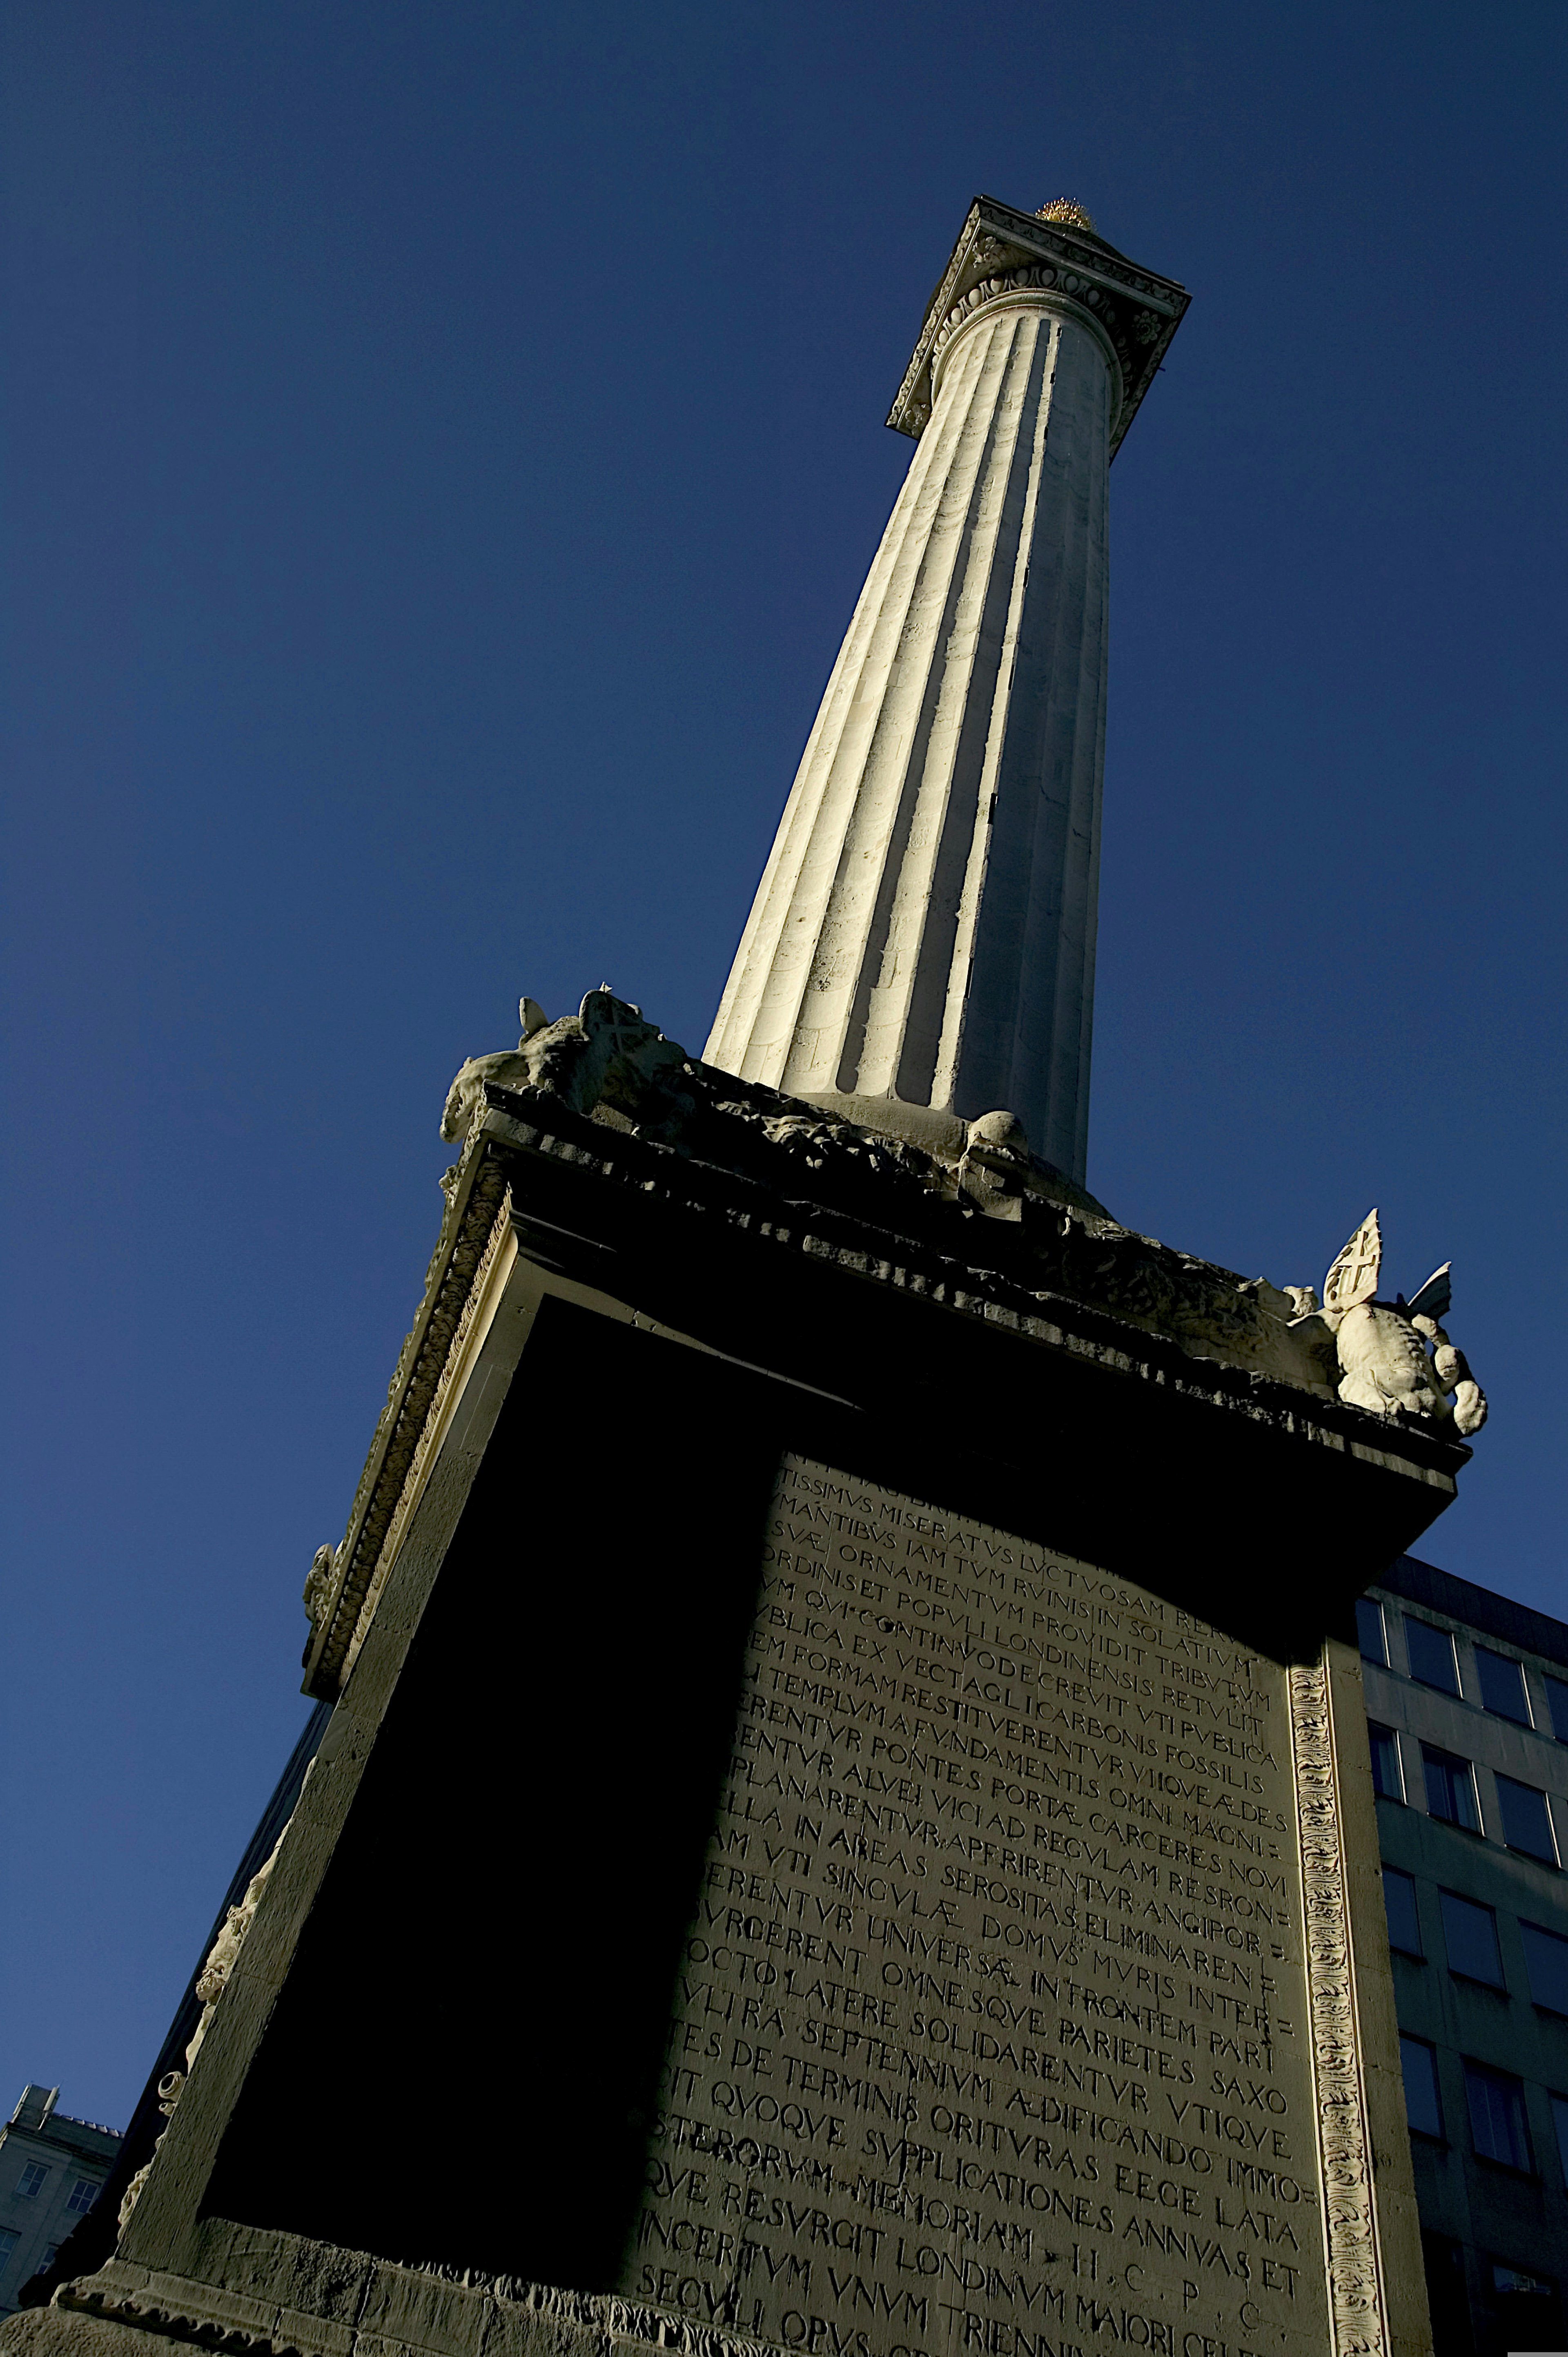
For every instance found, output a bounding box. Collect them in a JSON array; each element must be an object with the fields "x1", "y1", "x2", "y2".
[
  {"x1": 1401, "y1": 2035, "x2": 1444, "y2": 2137},
  {"x1": 1496, "y1": 1774, "x2": 1559, "y2": 1865},
  {"x1": 1546, "y1": 1675, "x2": 1568, "y2": 1743},
  {"x1": 1423, "y1": 1742, "x2": 1481, "y2": 1830},
  {"x1": 1440, "y1": 1890, "x2": 1505, "y2": 1985},
  {"x1": 1383, "y1": 1866, "x2": 1423, "y2": 1954},
  {"x1": 1491, "y1": 2259, "x2": 1557, "y2": 2297},
  {"x1": 1522, "y1": 1922, "x2": 1568, "y2": 2014},
  {"x1": 1369, "y1": 1721, "x2": 1404, "y2": 1800},
  {"x1": 1552, "y1": 2092, "x2": 1568, "y2": 2179},
  {"x1": 0, "y1": 2231, "x2": 18, "y2": 2278},
  {"x1": 65, "y1": 2179, "x2": 98, "y2": 2216},
  {"x1": 16, "y1": 2163, "x2": 48, "y2": 2198},
  {"x1": 1406, "y1": 1618, "x2": 1460, "y2": 1693},
  {"x1": 1356, "y1": 1598, "x2": 1388, "y2": 1666},
  {"x1": 1474, "y1": 1646, "x2": 1531, "y2": 1723},
  {"x1": 1464, "y1": 2059, "x2": 1533, "y2": 2171}
]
